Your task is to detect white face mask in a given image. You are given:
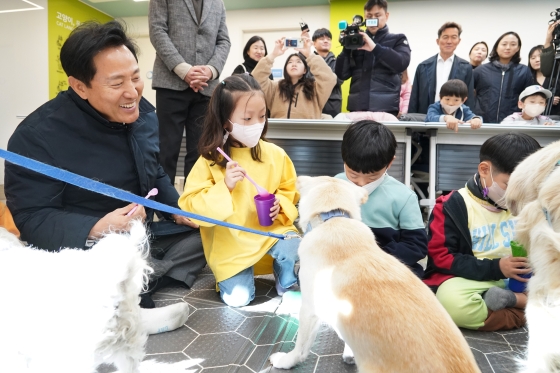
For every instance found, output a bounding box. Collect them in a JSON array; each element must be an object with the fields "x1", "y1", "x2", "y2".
[
  {"x1": 362, "y1": 172, "x2": 387, "y2": 194},
  {"x1": 345, "y1": 165, "x2": 387, "y2": 194},
  {"x1": 482, "y1": 168, "x2": 507, "y2": 210},
  {"x1": 441, "y1": 103, "x2": 461, "y2": 114},
  {"x1": 227, "y1": 120, "x2": 265, "y2": 148},
  {"x1": 523, "y1": 104, "x2": 545, "y2": 118}
]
